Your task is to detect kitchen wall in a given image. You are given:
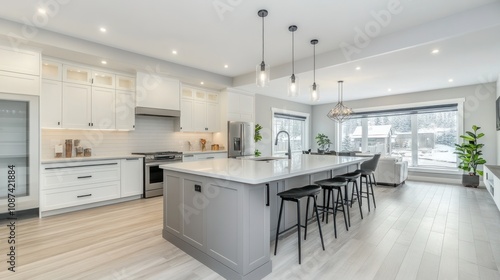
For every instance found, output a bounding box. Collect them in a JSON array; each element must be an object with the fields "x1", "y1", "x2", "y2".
[
  {"x1": 41, "y1": 116, "x2": 214, "y2": 159},
  {"x1": 312, "y1": 82, "x2": 497, "y2": 183},
  {"x1": 255, "y1": 95, "x2": 312, "y2": 157}
]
